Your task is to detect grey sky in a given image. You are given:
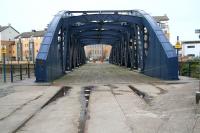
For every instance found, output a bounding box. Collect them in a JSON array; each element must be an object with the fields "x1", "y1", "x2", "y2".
[{"x1": 1, "y1": 0, "x2": 199, "y2": 44}]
